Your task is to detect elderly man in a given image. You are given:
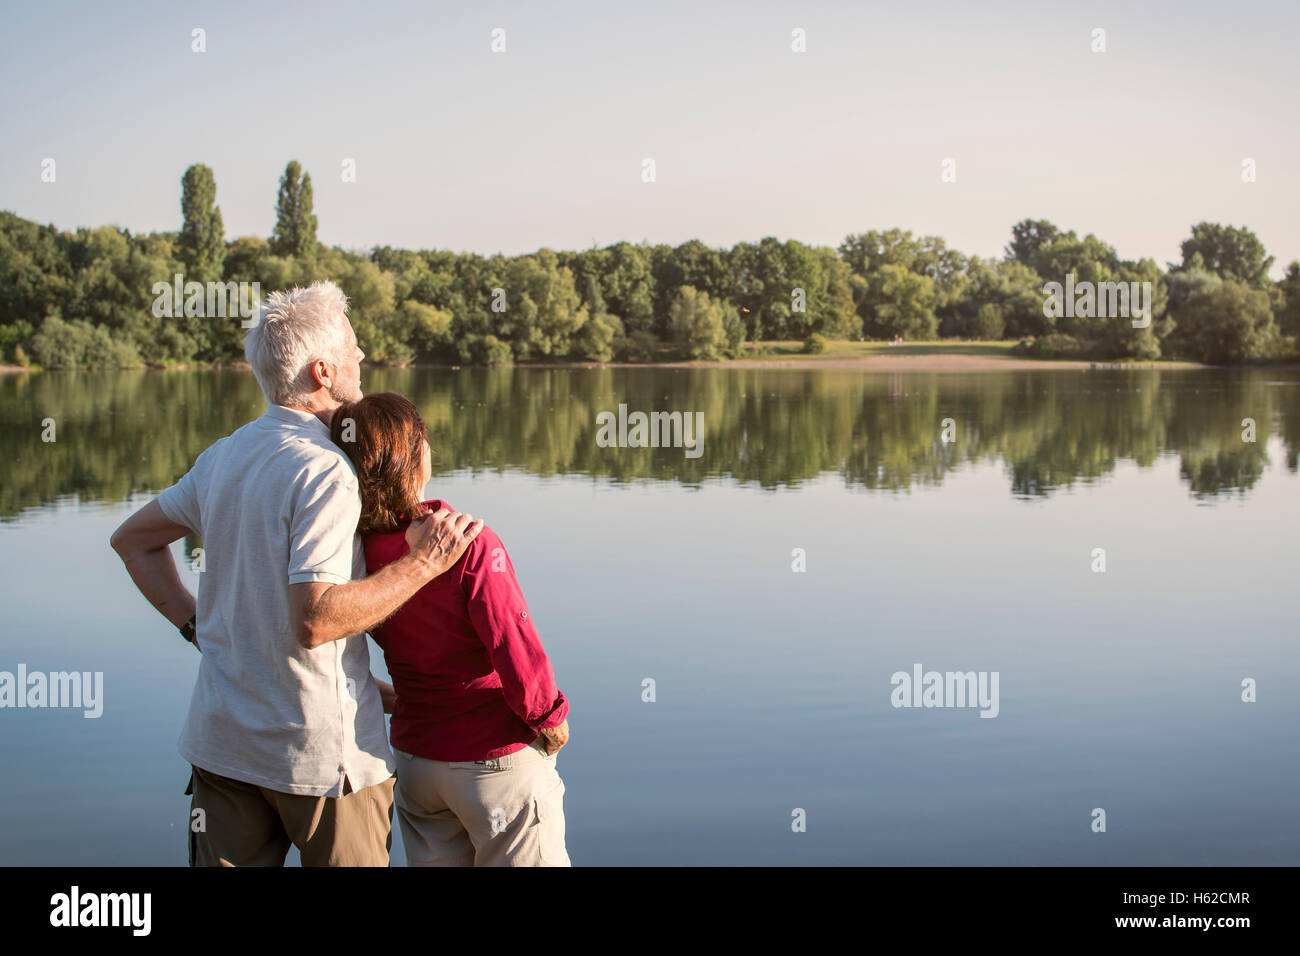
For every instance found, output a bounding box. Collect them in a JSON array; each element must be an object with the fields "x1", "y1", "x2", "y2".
[{"x1": 110, "y1": 280, "x2": 481, "y2": 866}]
